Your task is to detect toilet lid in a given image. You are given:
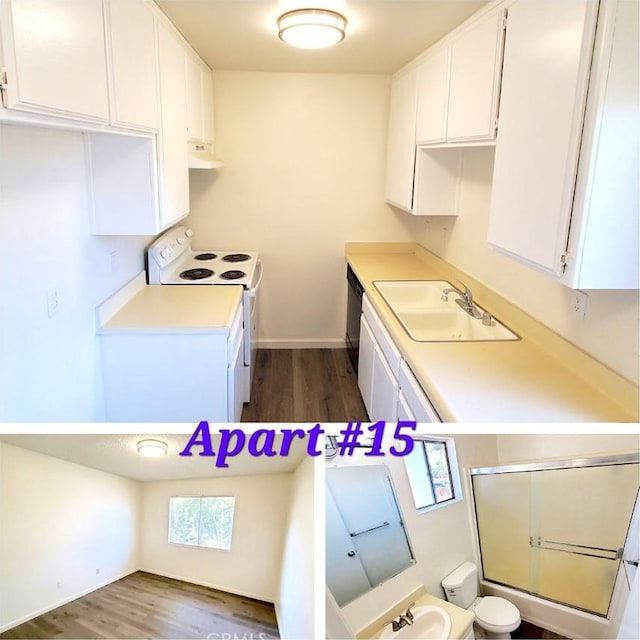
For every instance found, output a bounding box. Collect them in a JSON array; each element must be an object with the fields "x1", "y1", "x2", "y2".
[{"x1": 475, "y1": 597, "x2": 520, "y2": 627}]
